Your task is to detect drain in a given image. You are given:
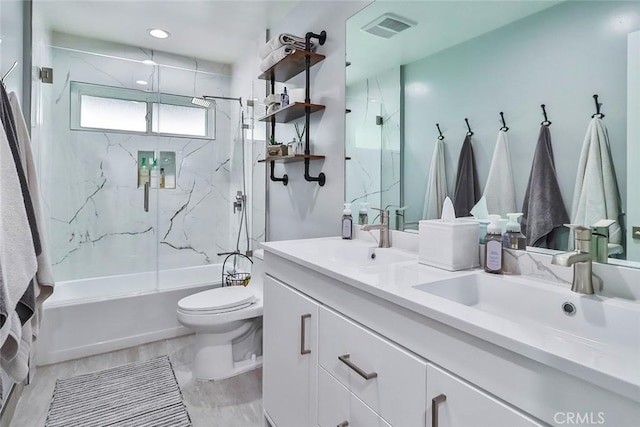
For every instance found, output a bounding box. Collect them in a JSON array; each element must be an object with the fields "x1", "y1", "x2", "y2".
[{"x1": 562, "y1": 302, "x2": 576, "y2": 316}]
